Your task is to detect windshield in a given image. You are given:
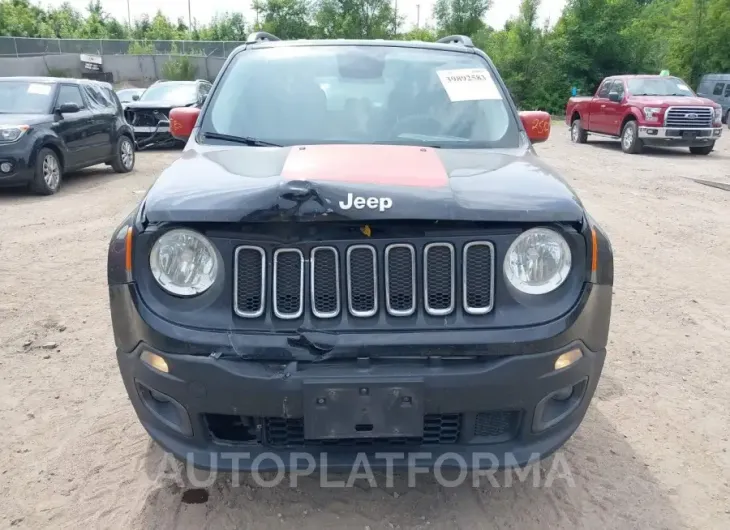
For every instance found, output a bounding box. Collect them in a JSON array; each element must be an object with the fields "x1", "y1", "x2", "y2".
[
  {"x1": 627, "y1": 77, "x2": 695, "y2": 97},
  {"x1": 140, "y1": 83, "x2": 196, "y2": 104},
  {"x1": 201, "y1": 45, "x2": 518, "y2": 148},
  {"x1": 0, "y1": 81, "x2": 54, "y2": 114}
]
